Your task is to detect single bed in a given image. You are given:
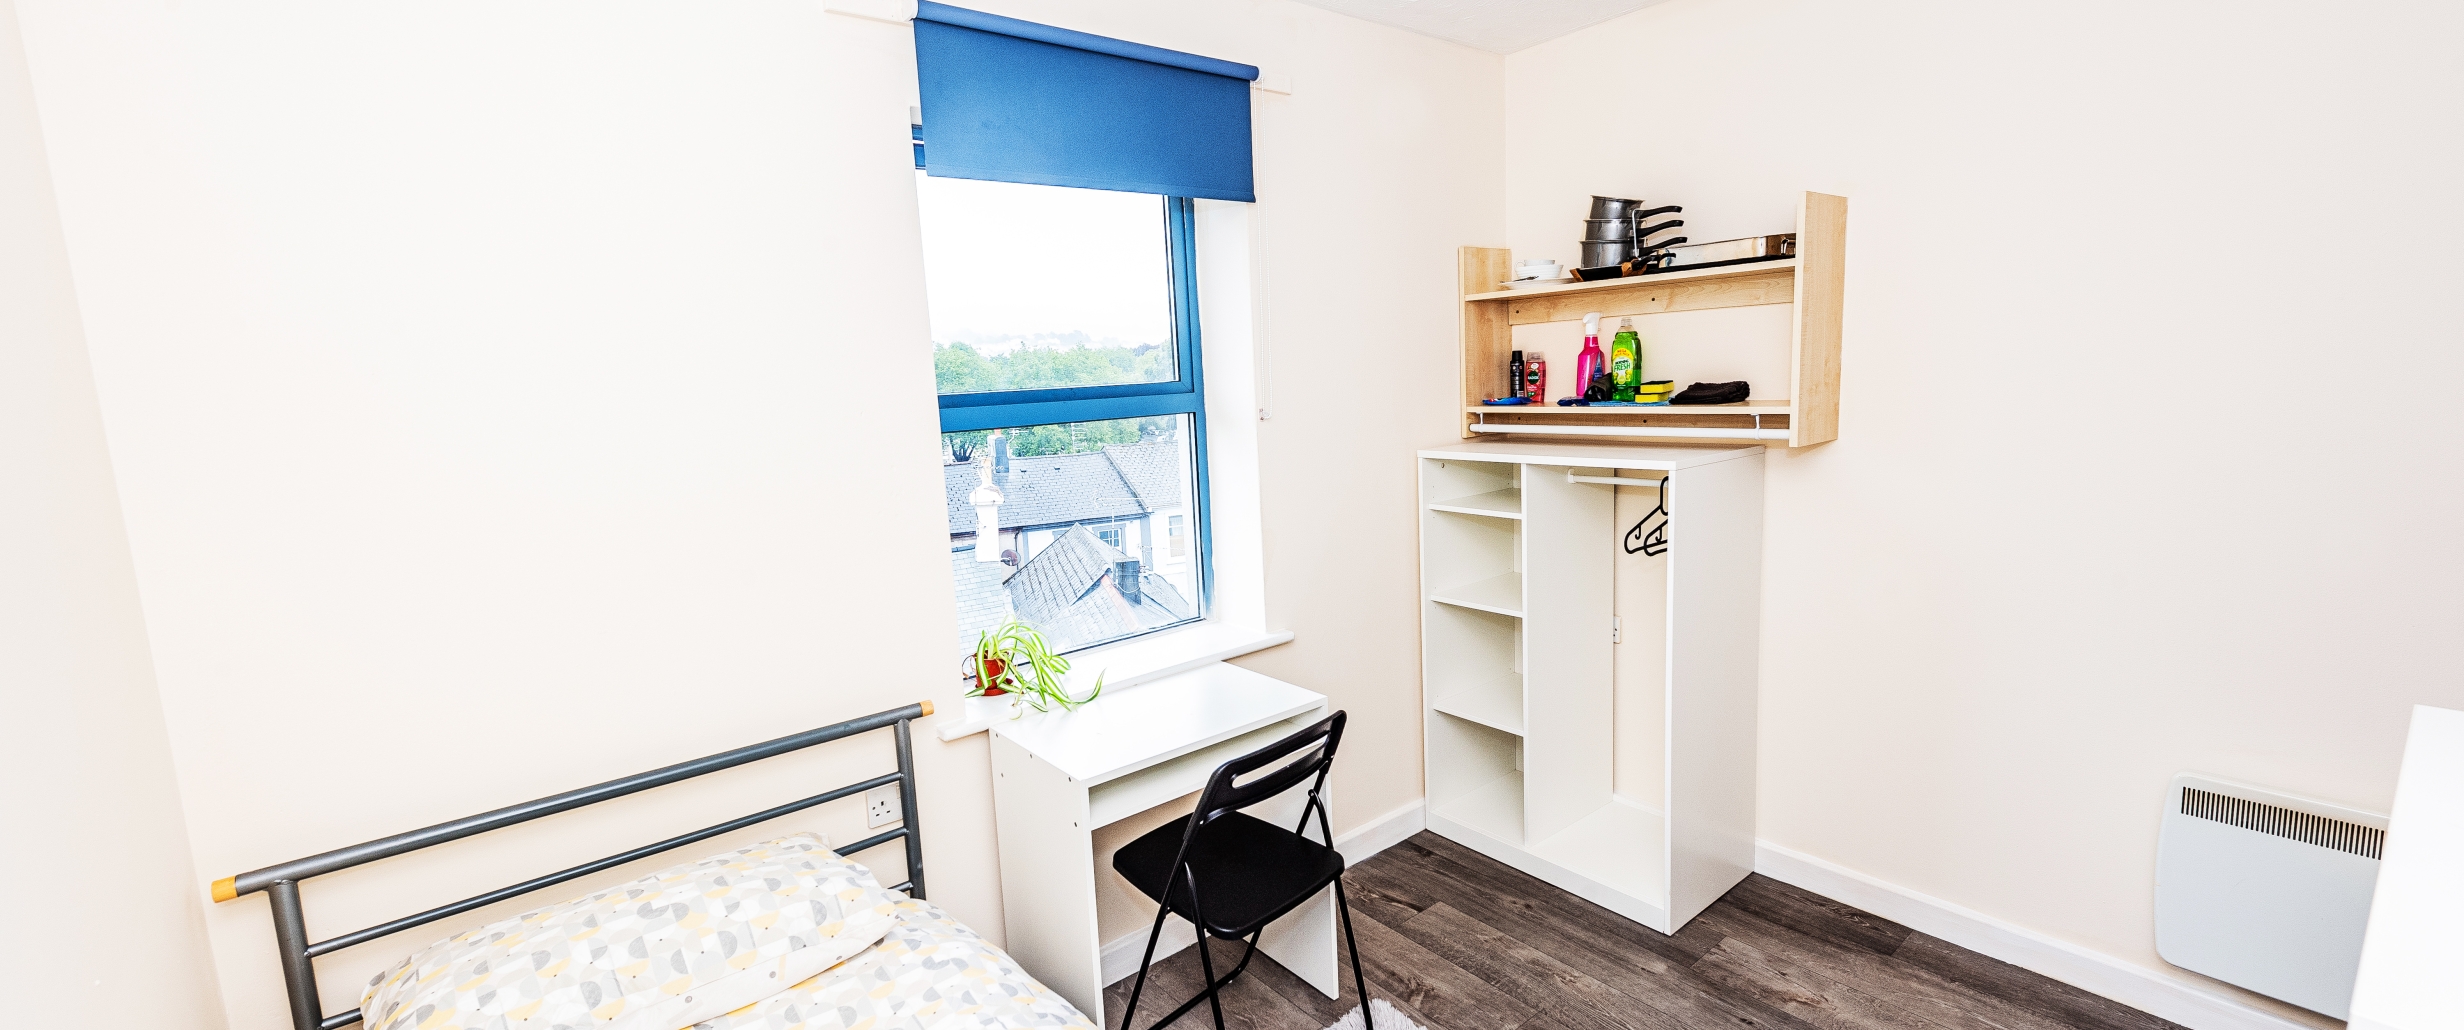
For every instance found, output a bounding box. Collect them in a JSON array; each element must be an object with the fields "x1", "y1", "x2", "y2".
[
  {"x1": 690, "y1": 894, "x2": 1091, "y2": 1030},
  {"x1": 212, "y1": 701, "x2": 1094, "y2": 1030}
]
